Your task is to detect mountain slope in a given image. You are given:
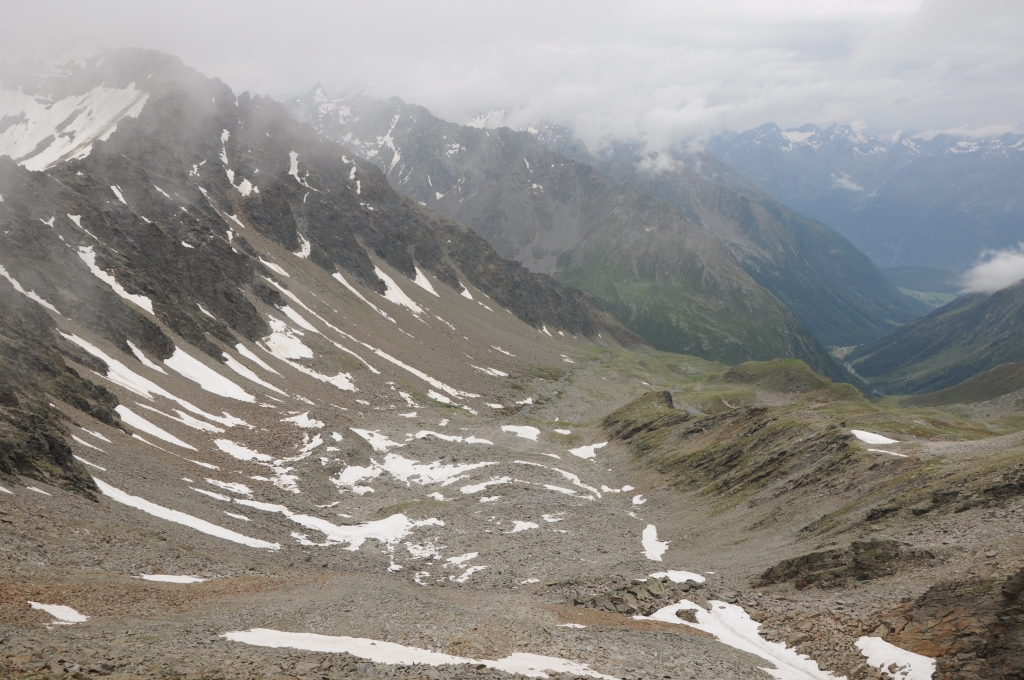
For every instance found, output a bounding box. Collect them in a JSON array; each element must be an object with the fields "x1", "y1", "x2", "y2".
[
  {"x1": 0, "y1": 48, "x2": 647, "y2": 488},
  {"x1": 847, "y1": 282, "x2": 1024, "y2": 394},
  {"x1": 709, "y1": 123, "x2": 1024, "y2": 271},
  {"x1": 534, "y1": 130, "x2": 930, "y2": 347},
  {"x1": 2, "y1": 51, "x2": 1023, "y2": 680},
  {"x1": 286, "y1": 89, "x2": 849, "y2": 380}
]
